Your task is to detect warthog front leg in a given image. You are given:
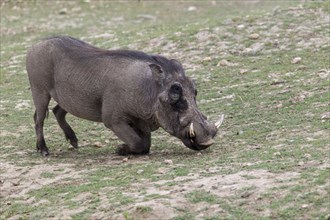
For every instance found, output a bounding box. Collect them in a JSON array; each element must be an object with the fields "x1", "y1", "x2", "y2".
[
  {"x1": 53, "y1": 104, "x2": 78, "y2": 149},
  {"x1": 106, "y1": 121, "x2": 151, "y2": 155}
]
